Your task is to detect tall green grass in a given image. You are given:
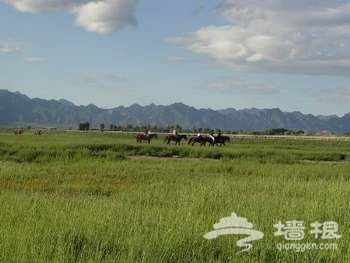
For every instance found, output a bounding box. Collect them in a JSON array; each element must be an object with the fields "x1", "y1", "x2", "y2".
[
  {"x1": 0, "y1": 132, "x2": 349, "y2": 262},
  {"x1": 0, "y1": 132, "x2": 349, "y2": 163}
]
